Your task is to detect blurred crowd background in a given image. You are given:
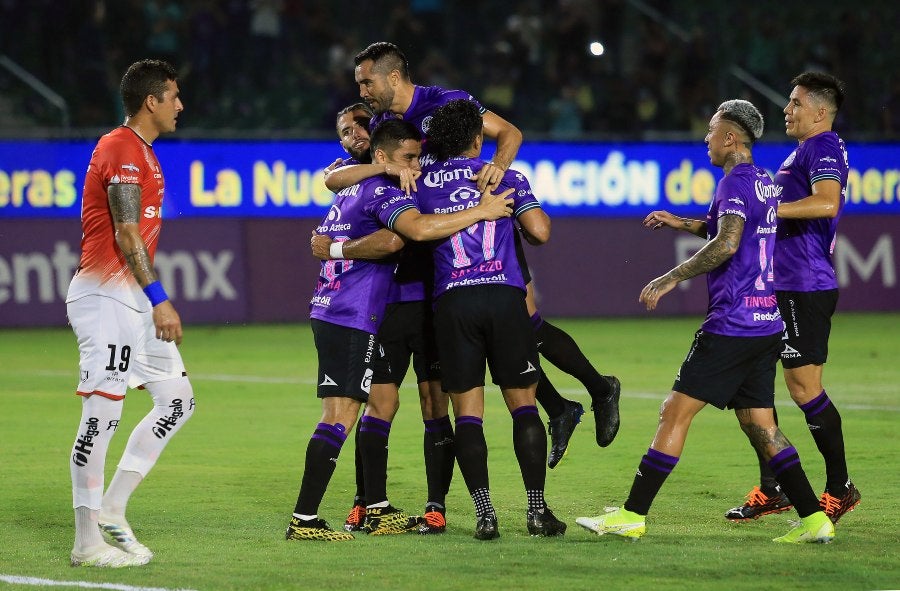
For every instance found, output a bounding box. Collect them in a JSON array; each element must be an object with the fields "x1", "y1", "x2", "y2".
[{"x1": 1, "y1": 0, "x2": 898, "y2": 140}]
